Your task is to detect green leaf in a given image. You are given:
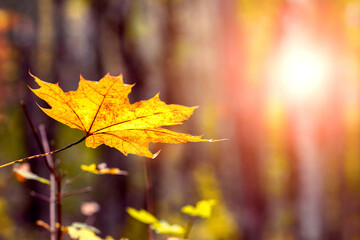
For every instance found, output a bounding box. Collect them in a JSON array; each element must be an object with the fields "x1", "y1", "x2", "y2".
[
  {"x1": 126, "y1": 207, "x2": 158, "y2": 224},
  {"x1": 181, "y1": 199, "x2": 216, "y2": 219},
  {"x1": 13, "y1": 168, "x2": 50, "y2": 185},
  {"x1": 151, "y1": 220, "x2": 185, "y2": 235}
]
